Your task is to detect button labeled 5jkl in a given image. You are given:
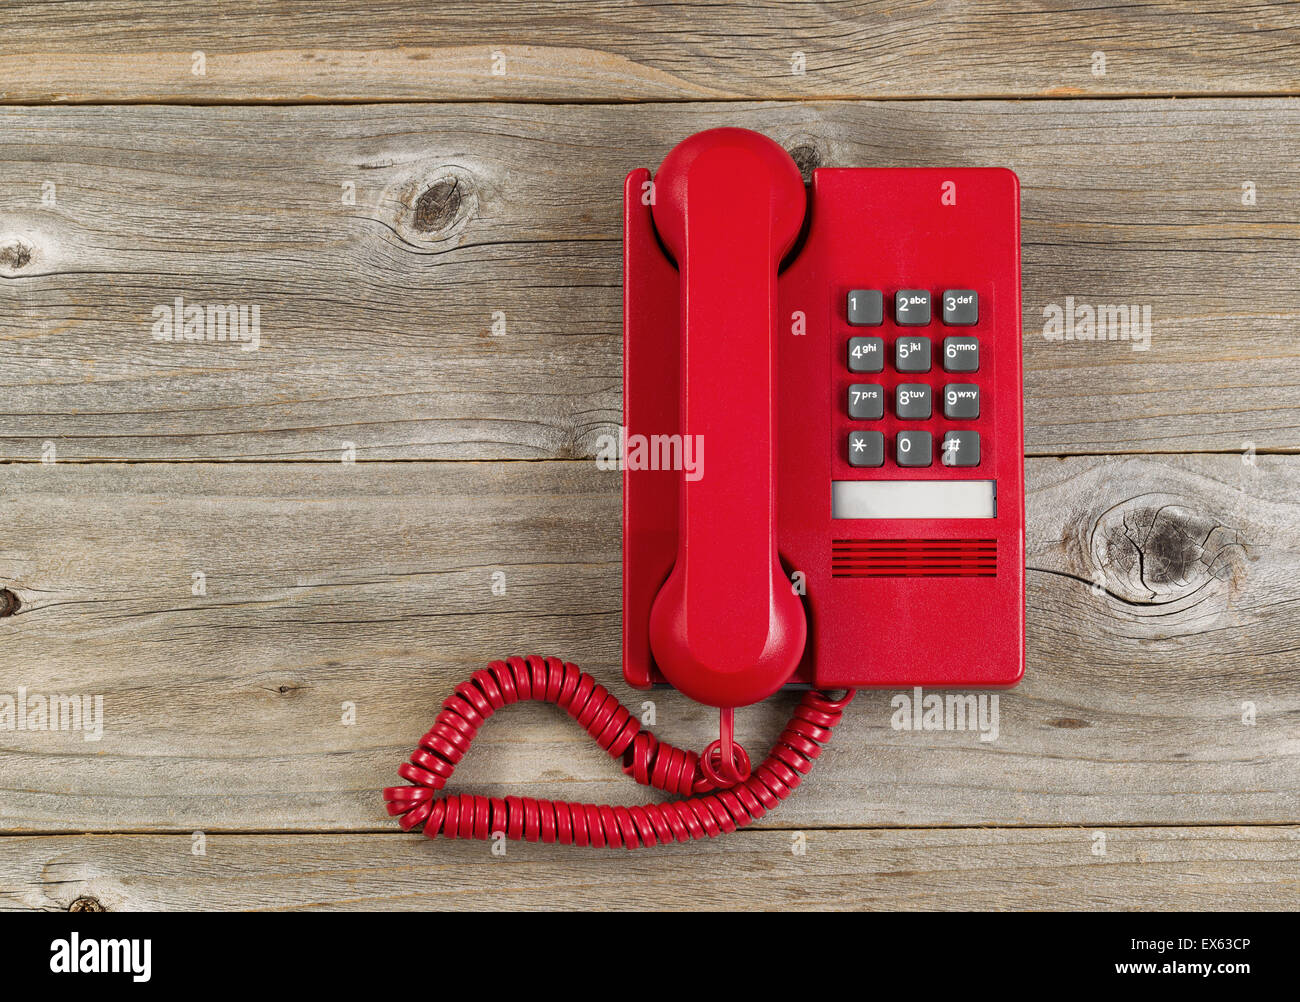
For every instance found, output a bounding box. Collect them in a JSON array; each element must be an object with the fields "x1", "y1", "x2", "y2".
[{"x1": 895, "y1": 337, "x2": 931, "y2": 372}]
